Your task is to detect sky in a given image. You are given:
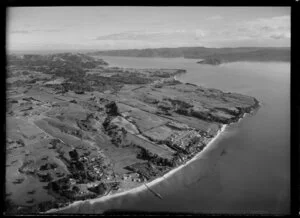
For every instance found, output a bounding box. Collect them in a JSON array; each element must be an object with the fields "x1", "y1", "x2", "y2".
[{"x1": 6, "y1": 7, "x2": 291, "y2": 51}]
